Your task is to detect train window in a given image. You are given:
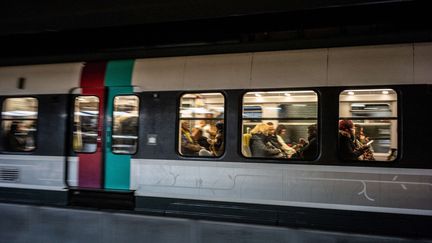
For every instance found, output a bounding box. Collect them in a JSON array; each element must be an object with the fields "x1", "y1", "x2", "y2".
[
  {"x1": 73, "y1": 96, "x2": 99, "y2": 153},
  {"x1": 242, "y1": 91, "x2": 318, "y2": 160},
  {"x1": 112, "y1": 95, "x2": 139, "y2": 154},
  {"x1": 178, "y1": 93, "x2": 225, "y2": 157},
  {"x1": 339, "y1": 89, "x2": 398, "y2": 161},
  {"x1": 1, "y1": 97, "x2": 38, "y2": 152}
]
